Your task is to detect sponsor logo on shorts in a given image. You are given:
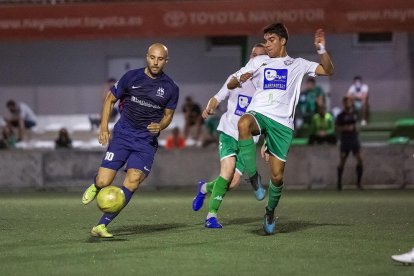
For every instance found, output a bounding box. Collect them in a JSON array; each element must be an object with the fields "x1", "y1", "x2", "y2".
[
  {"x1": 263, "y1": 68, "x2": 288, "y2": 90},
  {"x1": 143, "y1": 166, "x2": 150, "y2": 172}
]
